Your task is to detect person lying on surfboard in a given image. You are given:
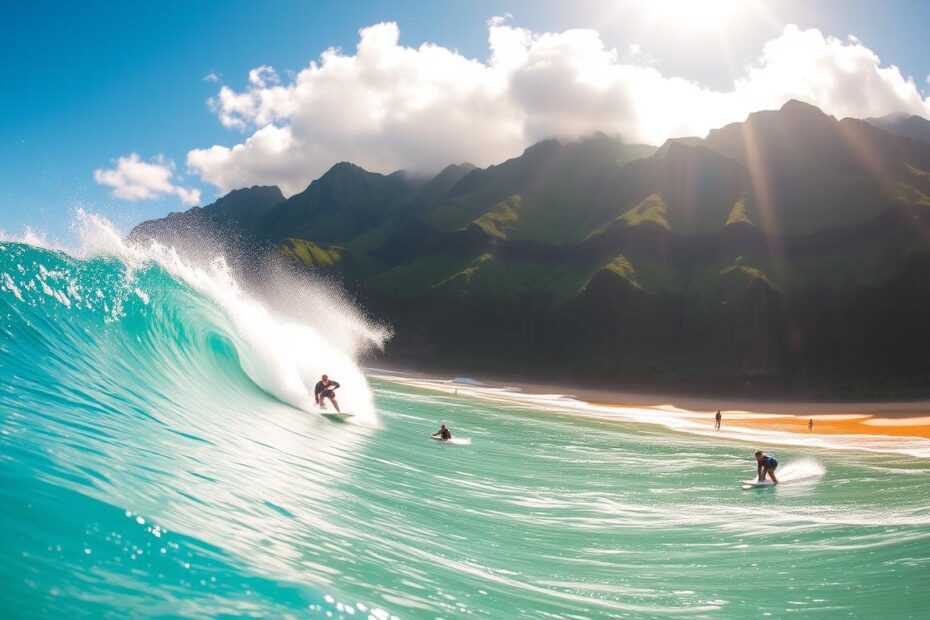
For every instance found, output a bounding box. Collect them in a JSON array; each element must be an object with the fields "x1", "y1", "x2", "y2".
[
  {"x1": 754, "y1": 451, "x2": 778, "y2": 485},
  {"x1": 431, "y1": 424, "x2": 452, "y2": 441},
  {"x1": 315, "y1": 375, "x2": 341, "y2": 413}
]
